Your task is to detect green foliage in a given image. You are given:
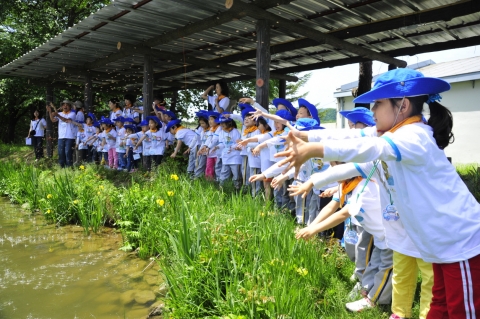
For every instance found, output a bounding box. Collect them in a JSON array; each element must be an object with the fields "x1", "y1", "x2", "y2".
[
  {"x1": 318, "y1": 108, "x2": 337, "y2": 124},
  {"x1": 0, "y1": 0, "x2": 111, "y2": 143}
]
